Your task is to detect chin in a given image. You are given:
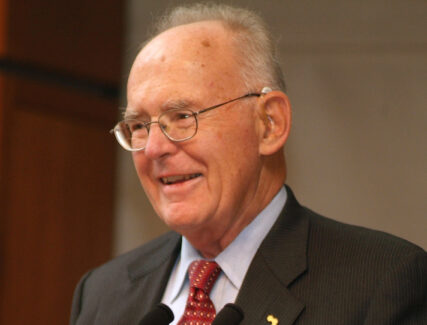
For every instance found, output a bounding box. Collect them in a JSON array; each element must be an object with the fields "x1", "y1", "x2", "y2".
[
  {"x1": 161, "y1": 210, "x2": 204, "y2": 232},
  {"x1": 161, "y1": 208, "x2": 191, "y2": 225}
]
